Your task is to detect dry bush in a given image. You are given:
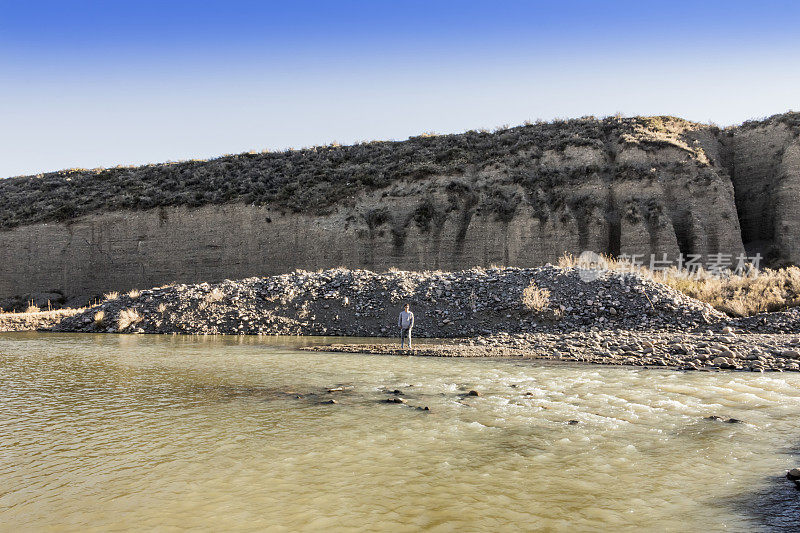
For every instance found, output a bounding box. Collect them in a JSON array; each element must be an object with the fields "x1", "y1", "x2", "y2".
[
  {"x1": 127, "y1": 289, "x2": 141, "y2": 299},
  {"x1": 104, "y1": 291, "x2": 119, "y2": 301},
  {"x1": 522, "y1": 282, "x2": 551, "y2": 312},
  {"x1": 659, "y1": 266, "x2": 800, "y2": 317},
  {"x1": 559, "y1": 252, "x2": 800, "y2": 317},
  {"x1": 94, "y1": 310, "x2": 105, "y2": 325},
  {"x1": 117, "y1": 308, "x2": 142, "y2": 330},
  {"x1": 558, "y1": 253, "x2": 592, "y2": 269}
]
